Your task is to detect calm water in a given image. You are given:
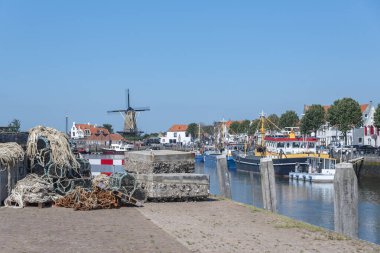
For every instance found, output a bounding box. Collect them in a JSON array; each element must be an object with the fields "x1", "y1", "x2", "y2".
[
  {"x1": 196, "y1": 162, "x2": 380, "y2": 245},
  {"x1": 85, "y1": 154, "x2": 380, "y2": 245}
]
